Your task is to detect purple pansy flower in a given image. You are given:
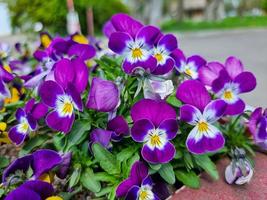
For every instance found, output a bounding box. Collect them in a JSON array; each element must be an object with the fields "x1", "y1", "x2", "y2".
[
  {"x1": 8, "y1": 99, "x2": 48, "y2": 145},
  {"x1": 130, "y1": 99, "x2": 178, "y2": 163},
  {"x1": 0, "y1": 65, "x2": 14, "y2": 104},
  {"x1": 116, "y1": 161, "x2": 159, "y2": 200},
  {"x1": 248, "y1": 107, "x2": 267, "y2": 148},
  {"x1": 107, "y1": 115, "x2": 129, "y2": 141},
  {"x1": 89, "y1": 128, "x2": 112, "y2": 150},
  {"x1": 5, "y1": 180, "x2": 54, "y2": 200},
  {"x1": 39, "y1": 80, "x2": 83, "y2": 133},
  {"x1": 211, "y1": 57, "x2": 256, "y2": 115},
  {"x1": 108, "y1": 25, "x2": 161, "y2": 74},
  {"x1": 2, "y1": 149, "x2": 64, "y2": 183},
  {"x1": 151, "y1": 34, "x2": 178, "y2": 75},
  {"x1": 198, "y1": 61, "x2": 224, "y2": 86},
  {"x1": 177, "y1": 80, "x2": 227, "y2": 154},
  {"x1": 86, "y1": 77, "x2": 120, "y2": 112},
  {"x1": 172, "y1": 49, "x2": 206, "y2": 79}
]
